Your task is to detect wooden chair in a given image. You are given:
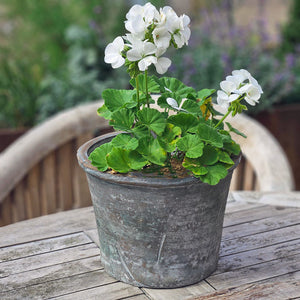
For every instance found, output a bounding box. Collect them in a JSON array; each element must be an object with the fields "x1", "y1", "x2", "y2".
[{"x1": 0, "y1": 101, "x2": 294, "y2": 226}]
